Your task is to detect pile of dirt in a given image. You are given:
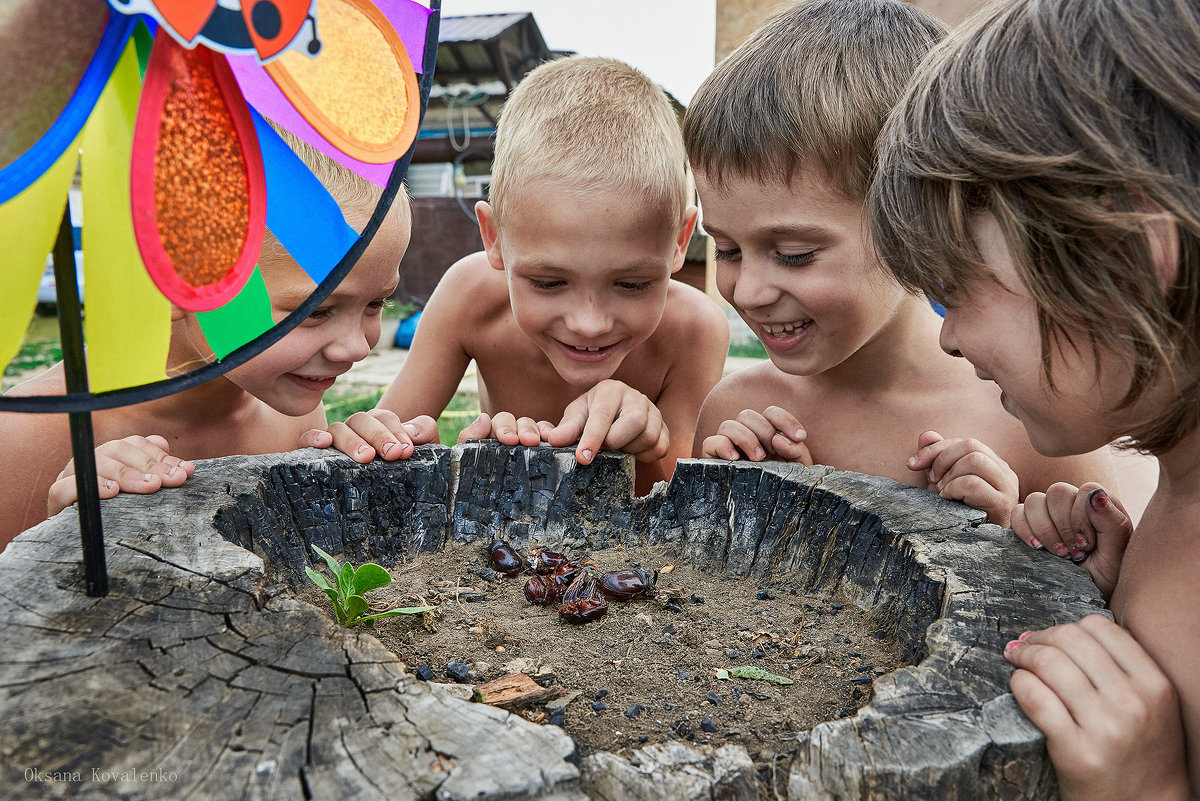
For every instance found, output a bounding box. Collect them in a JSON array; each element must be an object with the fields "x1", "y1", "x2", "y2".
[{"x1": 299, "y1": 541, "x2": 903, "y2": 772}]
